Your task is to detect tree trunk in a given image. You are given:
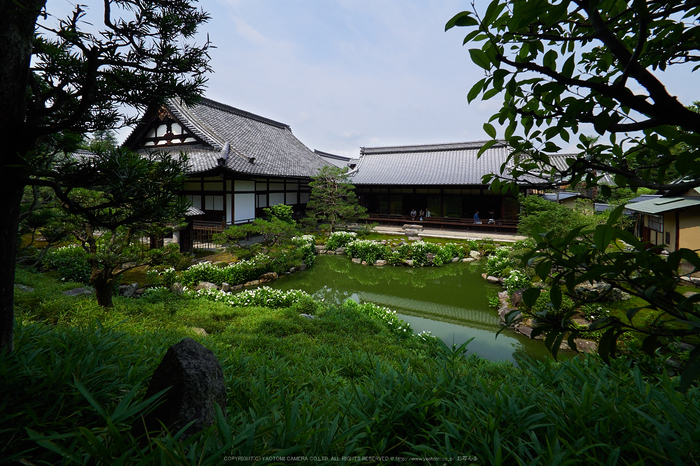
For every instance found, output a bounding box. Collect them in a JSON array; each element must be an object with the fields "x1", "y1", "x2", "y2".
[
  {"x1": 93, "y1": 272, "x2": 115, "y2": 308},
  {"x1": 88, "y1": 235, "x2": 116, "y2": 308},
  {"x1": 0, "y1": 184, "x2": 24, "y2": 353},
  {"x1": 0, "y1": 1, "x2": 45, "y2": 353}
]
